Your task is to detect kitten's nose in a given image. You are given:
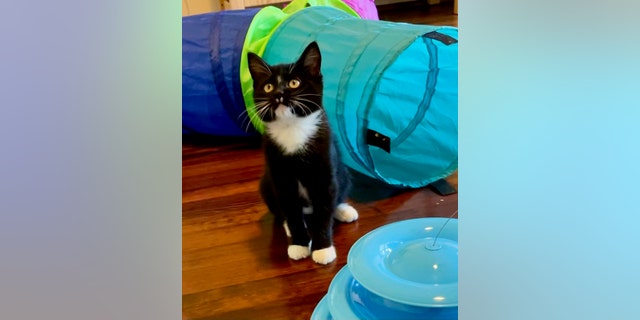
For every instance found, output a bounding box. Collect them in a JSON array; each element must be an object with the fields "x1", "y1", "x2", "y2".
[{"x1": 276, "y1": 96, "x2": 284, "y2": 104}]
